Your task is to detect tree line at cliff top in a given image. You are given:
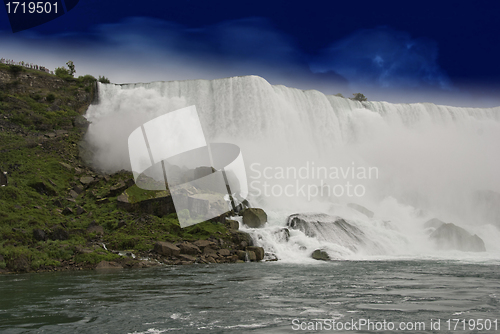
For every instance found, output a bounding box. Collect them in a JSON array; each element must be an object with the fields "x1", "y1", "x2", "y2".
[{"x1": 54, "y1": 60, "x2": 110, "y2": 84}]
